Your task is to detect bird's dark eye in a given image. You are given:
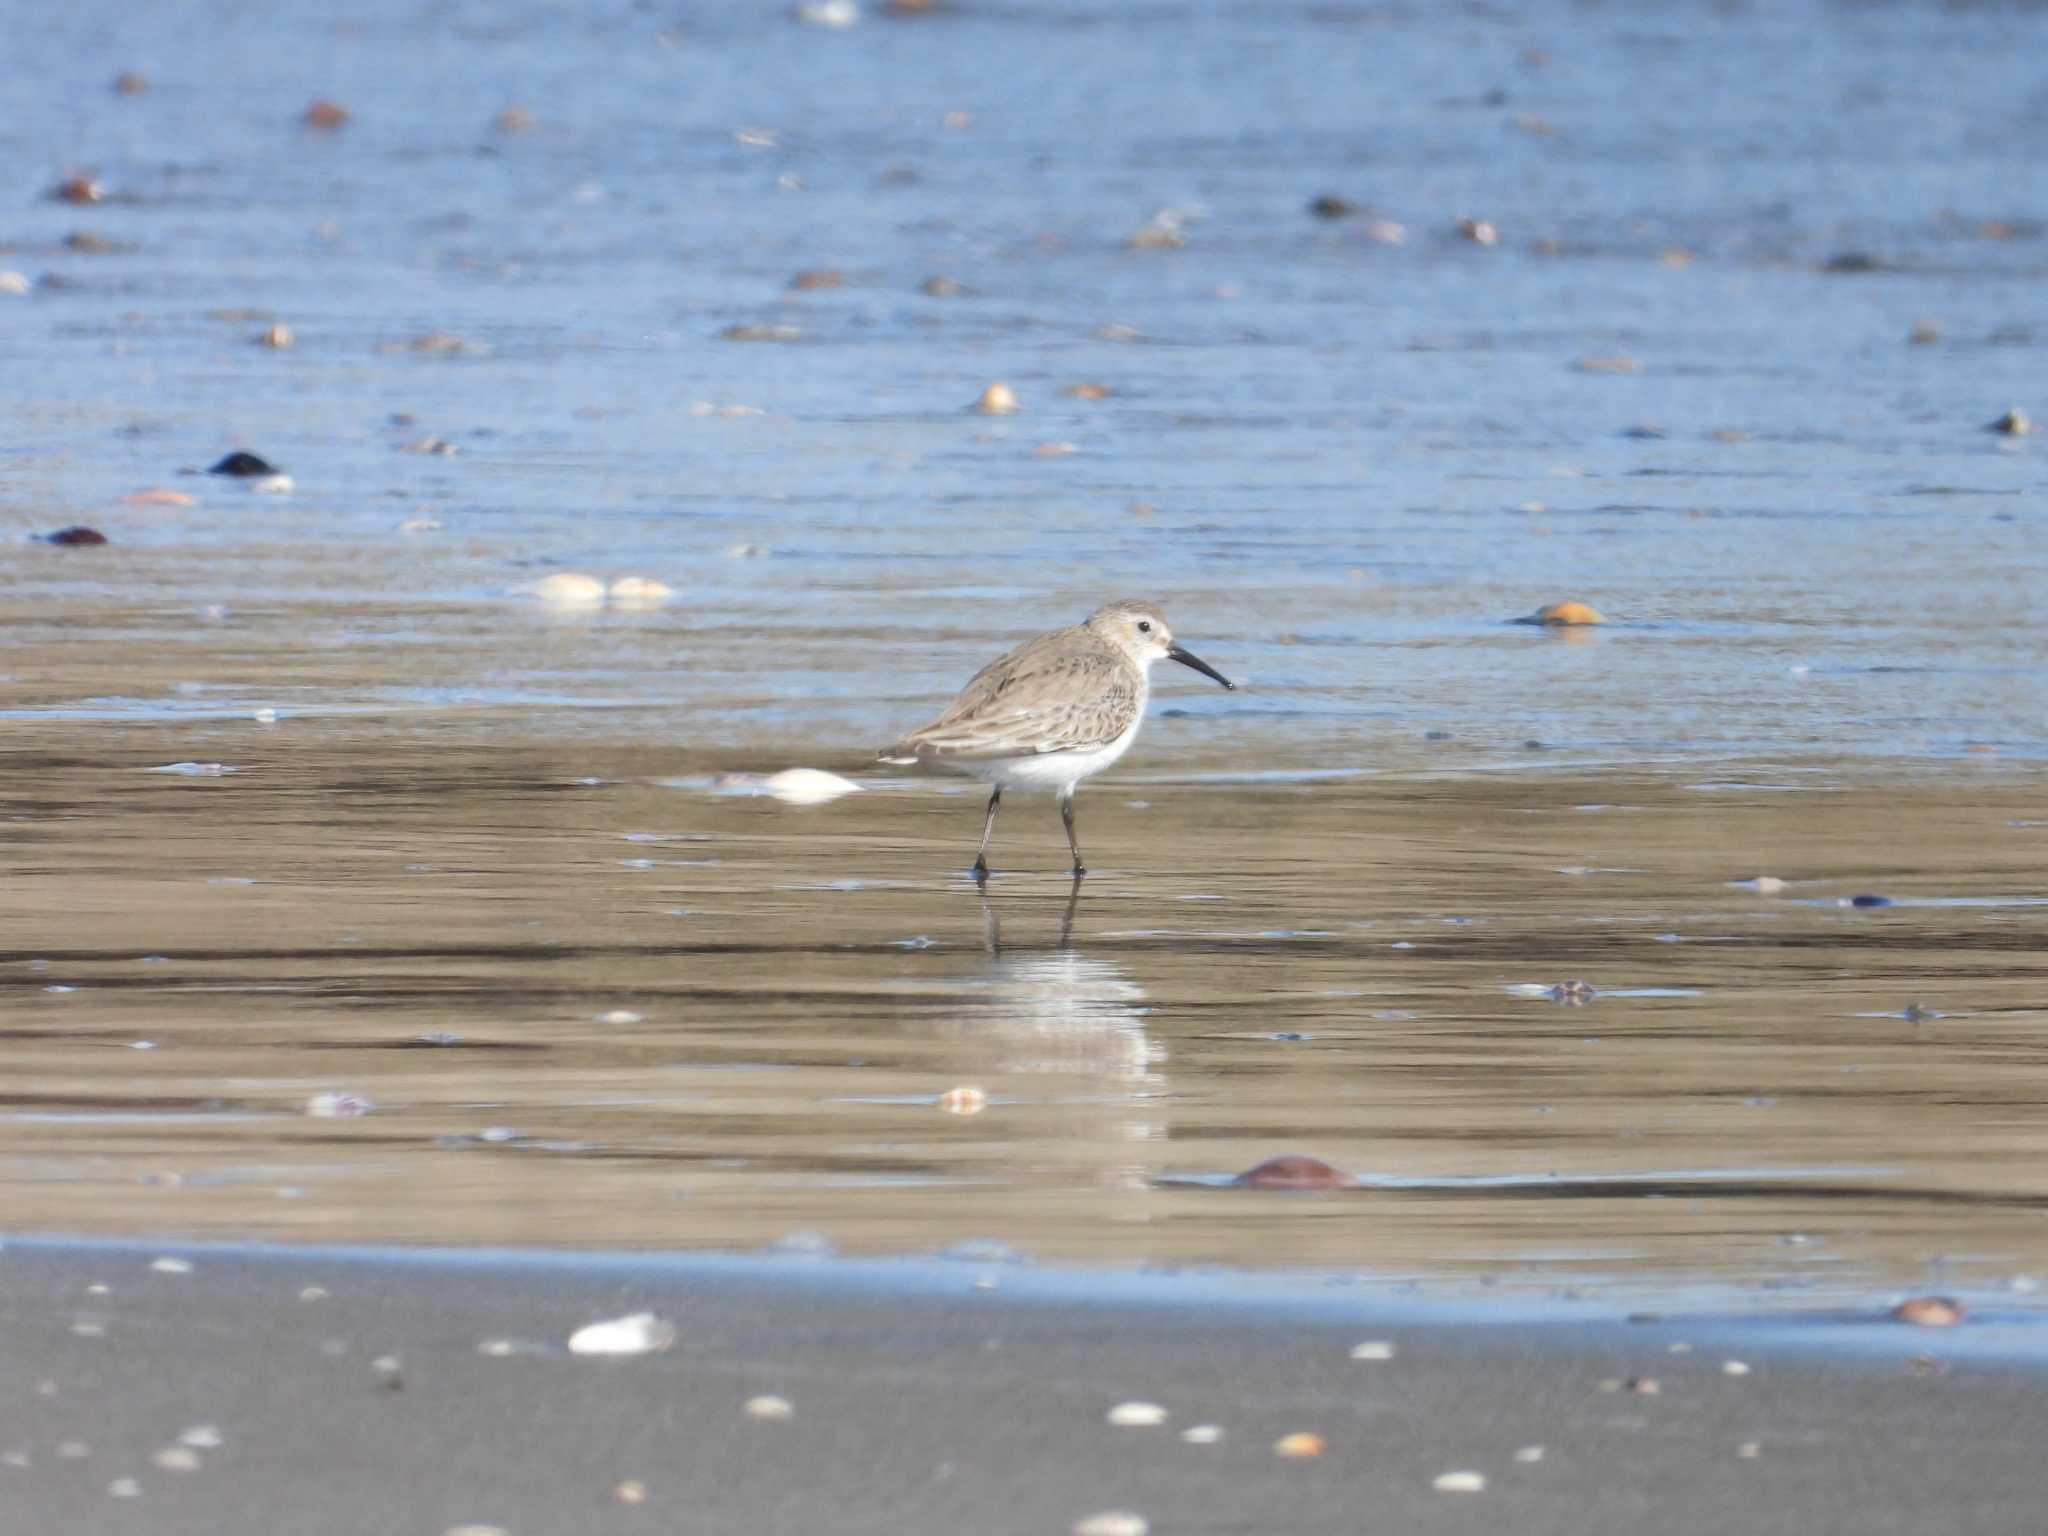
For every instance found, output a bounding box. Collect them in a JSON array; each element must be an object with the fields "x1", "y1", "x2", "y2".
[{"x1": 1137, "y1": 621, "x2": 1152, "y2": 633}]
